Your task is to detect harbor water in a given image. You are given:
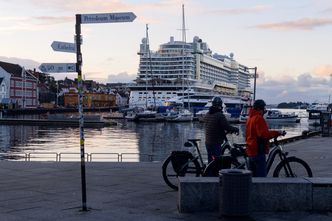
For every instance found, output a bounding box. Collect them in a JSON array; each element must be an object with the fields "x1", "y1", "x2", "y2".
[{"x1": 0, "y1": 109, "x2": 317, "y2": 162}]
